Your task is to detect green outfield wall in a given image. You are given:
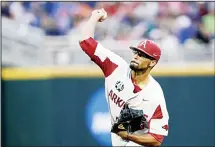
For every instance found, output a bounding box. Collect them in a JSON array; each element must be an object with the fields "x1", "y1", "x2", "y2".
[{"x1": 2, "y1": 67, "x2": 215, "y2": 146}]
